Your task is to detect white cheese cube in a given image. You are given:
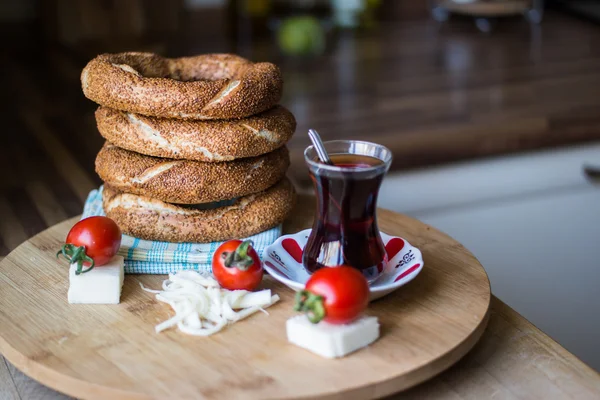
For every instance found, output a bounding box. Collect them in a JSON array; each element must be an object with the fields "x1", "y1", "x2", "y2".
[
  {"x1": 68, "y1": 255, "x2": 124, "y2": 304},
  {"x1": 286, "y1": 315, "x2": 379, "y2": 358}
]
